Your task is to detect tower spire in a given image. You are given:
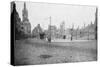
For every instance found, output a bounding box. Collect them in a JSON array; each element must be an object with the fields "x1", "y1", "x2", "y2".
[
  {"x1": 24, "y1": 2, "x2": 26, "y2": 10},
  {"x1": 22, "y1": 2, "x2": 28, "y2": 22}
]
